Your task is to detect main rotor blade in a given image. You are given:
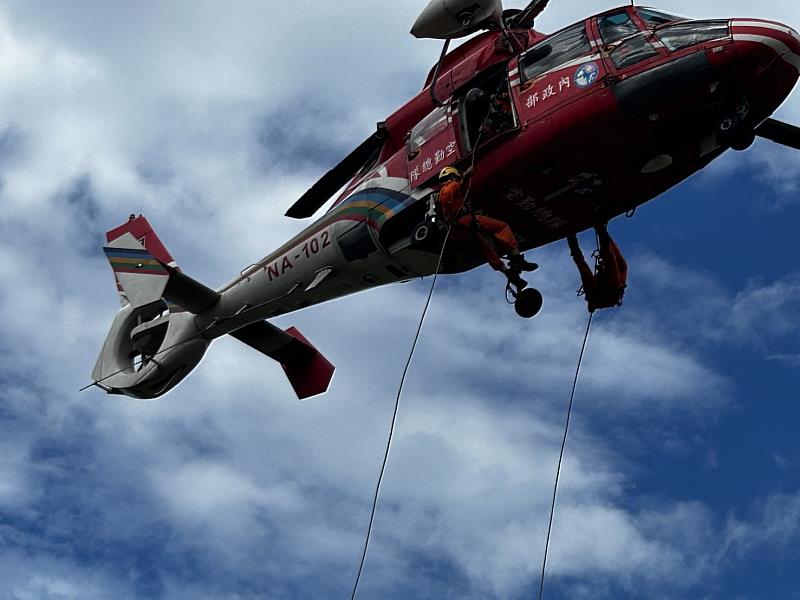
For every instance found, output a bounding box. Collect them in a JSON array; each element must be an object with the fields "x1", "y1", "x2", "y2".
[
  {"x1": 285, "y1": 130, "x2": 386, "y2": 219},
  {"x1": 756, "y1": 118, "x2": 800, "y2": 151},
  {"x1": 507, "y1": 0, "x2": 551, "y2": 29}
]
